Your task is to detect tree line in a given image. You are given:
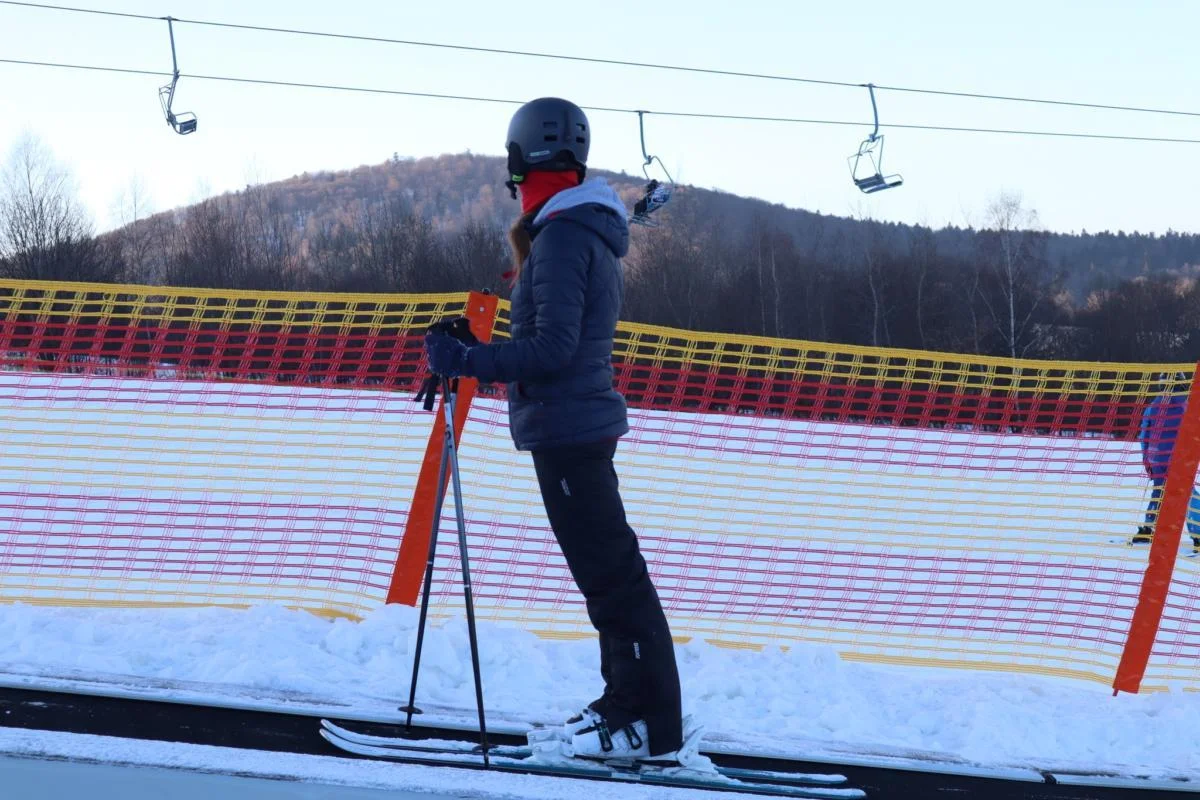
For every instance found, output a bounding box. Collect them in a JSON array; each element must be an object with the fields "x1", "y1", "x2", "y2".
[{"x1": 2, "y1": 136, "x2": 1198, "y2": 364}]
